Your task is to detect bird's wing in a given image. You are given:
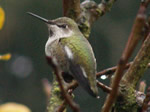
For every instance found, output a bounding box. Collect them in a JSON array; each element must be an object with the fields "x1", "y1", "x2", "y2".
[
  {"x1": 67, "y1": 58, "x2": 97, "y2": 97},
  {"x1": 59, "y1": 35, "x2": 98, "y2": 97}
]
